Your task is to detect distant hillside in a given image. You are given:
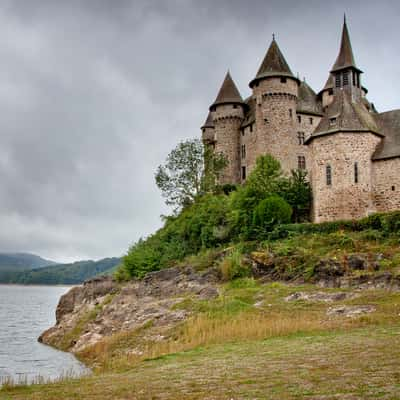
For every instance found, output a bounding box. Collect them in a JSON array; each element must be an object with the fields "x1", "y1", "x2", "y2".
[
  {"x1": 0, "y1": 257, "x2": 121, "y2": 285},
  {"x1": 0, "y1": 252, "x2": 56, "y2": 272}
]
